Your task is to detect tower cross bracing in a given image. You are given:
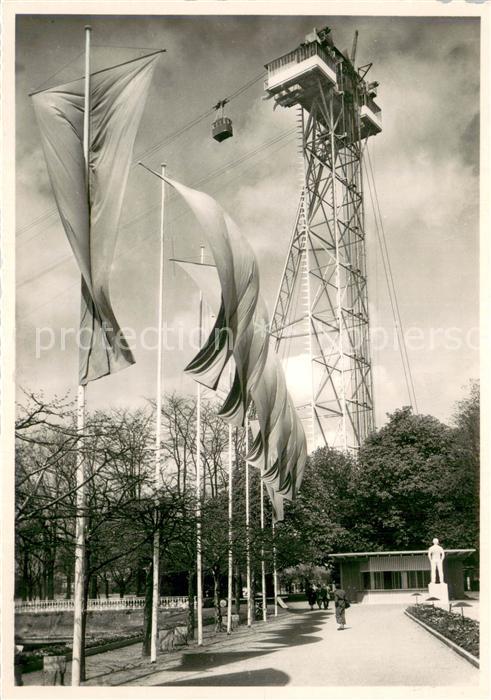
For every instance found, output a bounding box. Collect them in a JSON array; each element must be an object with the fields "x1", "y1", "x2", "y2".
[{"x1": 266, "y1": 26, "x2": 381, "y2": 452}]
